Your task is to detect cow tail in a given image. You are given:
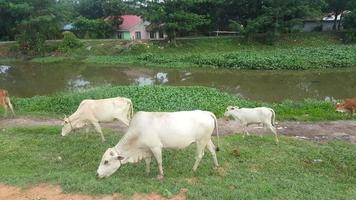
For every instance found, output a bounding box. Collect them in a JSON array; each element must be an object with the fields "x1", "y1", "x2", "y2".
[
  {"x1": 129, "y1": 100, "x2": 134, "y2": 121},
  {"x1": 270, "y1": 108, "x2": 276, "y2": 126},
  {"x1": 210, "y1": 112, "x2": 220, "y2": 152}
]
